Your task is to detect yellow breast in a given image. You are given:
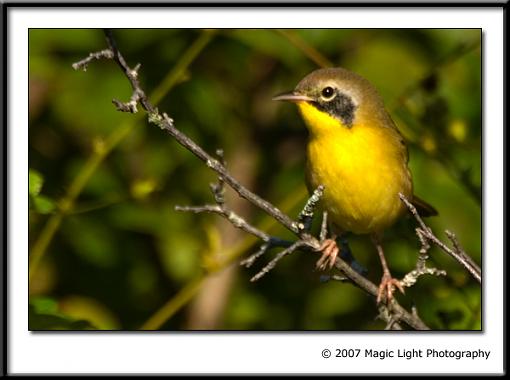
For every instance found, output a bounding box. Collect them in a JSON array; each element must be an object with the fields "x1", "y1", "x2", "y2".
[{"x1": 299, "y1": 102, "x2": 412, "y2": 234}]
